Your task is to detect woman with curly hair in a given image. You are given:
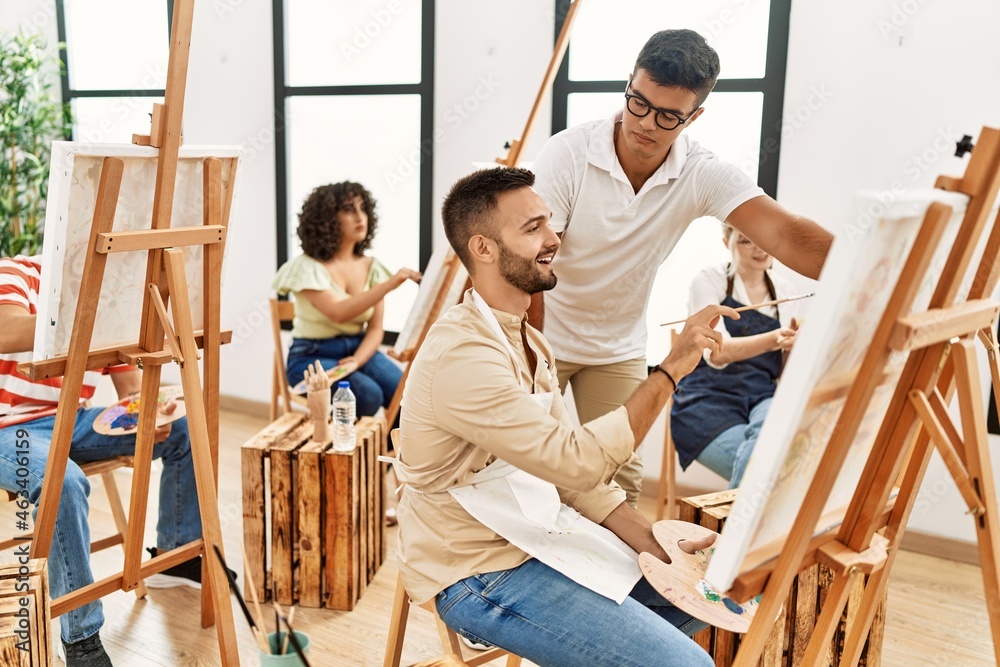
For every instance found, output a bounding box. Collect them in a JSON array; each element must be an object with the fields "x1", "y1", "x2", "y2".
[{"x1": 273, "y1": 182, "x2": 421, "y2": 420}]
